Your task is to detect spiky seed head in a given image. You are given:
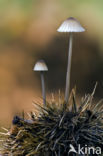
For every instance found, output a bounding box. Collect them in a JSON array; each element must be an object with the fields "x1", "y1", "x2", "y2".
[
  {"x1": 33, "y1": 60, "x2": 48, "y2": 71},
  {"x1": 1, "y1": 85, "x2": 103, "y2": 155},
  {"x1": 57, "y1": 17, "x2": 85, "y2": 32}
]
